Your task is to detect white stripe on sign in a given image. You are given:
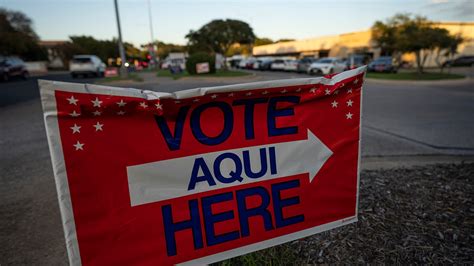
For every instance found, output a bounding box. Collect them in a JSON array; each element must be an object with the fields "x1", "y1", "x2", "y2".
[{"x1": 127, "y1": 129, "x2": 332, "y2": 206}]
